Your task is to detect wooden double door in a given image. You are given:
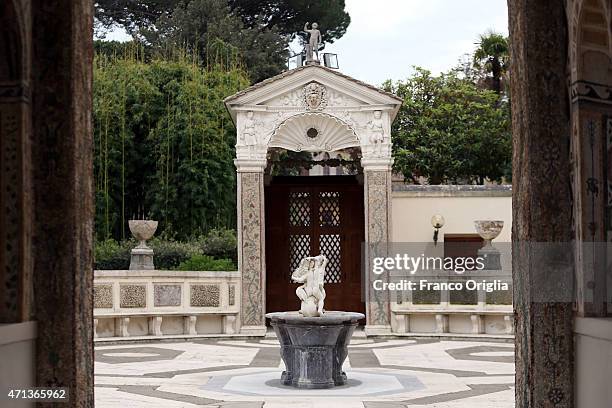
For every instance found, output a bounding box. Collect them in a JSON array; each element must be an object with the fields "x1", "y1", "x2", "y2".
[{"x1": 265, "y1": 176, "x2": 365, "y2": 315}]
